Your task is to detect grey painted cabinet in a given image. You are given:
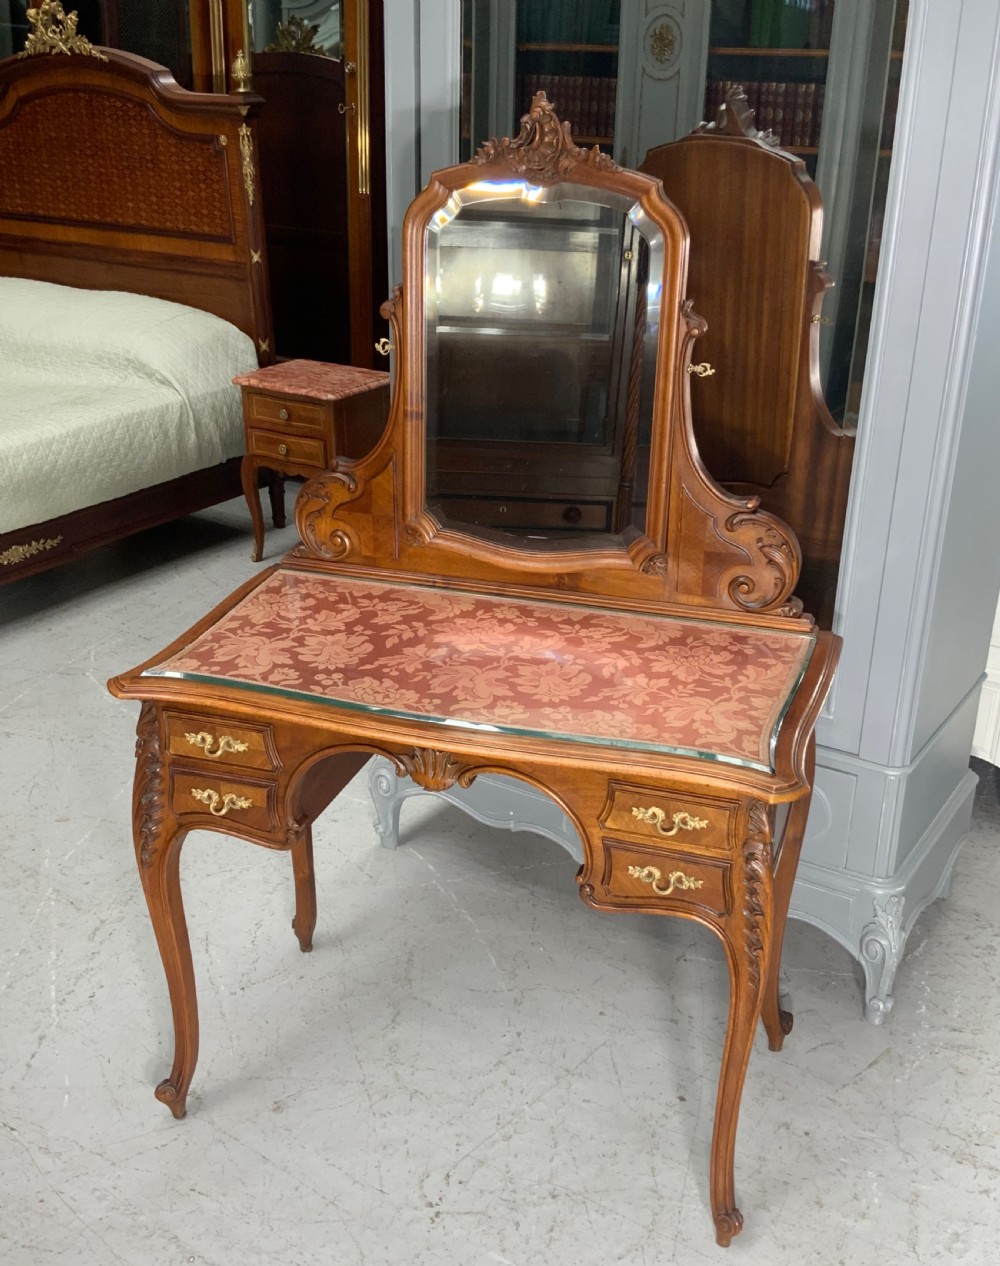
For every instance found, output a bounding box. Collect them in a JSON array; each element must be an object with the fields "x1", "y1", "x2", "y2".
[{"x1": 380, "y1": 0, "x2": 1000, "y2": 1021}]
